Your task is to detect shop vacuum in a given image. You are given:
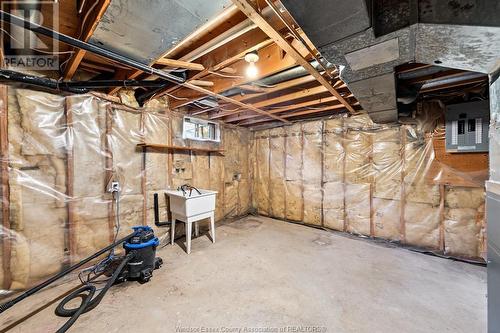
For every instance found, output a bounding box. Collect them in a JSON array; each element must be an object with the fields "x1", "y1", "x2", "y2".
[{"x1": 0, "y1": 182, "x2": 163, "y2": 332}]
